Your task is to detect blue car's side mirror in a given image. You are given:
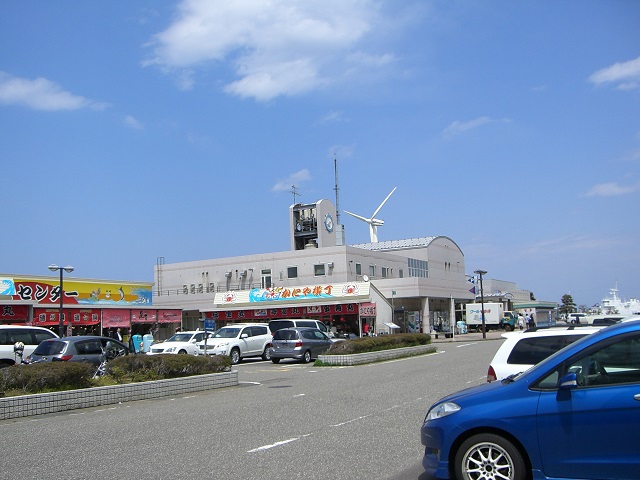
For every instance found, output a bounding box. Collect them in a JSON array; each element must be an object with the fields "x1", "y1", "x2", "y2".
[{"x1": 559, "y1": 372, "x2": 578, "y2": 390}]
